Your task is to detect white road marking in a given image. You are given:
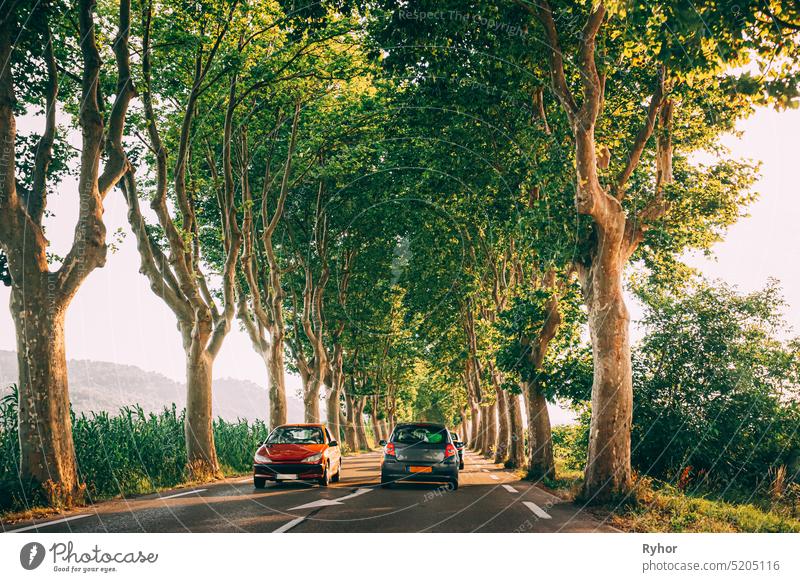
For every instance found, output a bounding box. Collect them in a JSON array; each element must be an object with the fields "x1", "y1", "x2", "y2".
[
  {"x1": 273, "y1": 515, "x2": 305, "y2": 533},
  {"x1": 160, "y1": 489, "x2": 207, "y2": 500},
  {"x1": 523, "y1": 501, "x2": 551, "y2": 519},
  {"x1": 337, "y1": 487, "x2": 373, "y2": 502},
  {"x1": 289, "y1": 498, "x2": 341, "y2": 510},
  {"x1": 489, "y1": 474, "x2": 499, "y2": 480},
  {"x1": 289, "y1": 487, "x2": 372, "y2": 510},
  {"x1": 9, "y1": 514, "x2": 91, "y2": 533},
  {"x1": 481, "y1": 468, "x2": 489, "y2": 473},
  {"x1": 237, "y1": 478, "x2": 253, "y2": 484},
  {"x1": 502, "y1": 484, "x2": 518, "y2": 493}
]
